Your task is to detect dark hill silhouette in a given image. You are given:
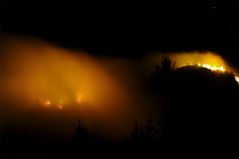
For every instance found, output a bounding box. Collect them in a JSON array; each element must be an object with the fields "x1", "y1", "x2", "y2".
[{"x1": 148, "y1": 58, "x2": 239, "y2": 157}]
